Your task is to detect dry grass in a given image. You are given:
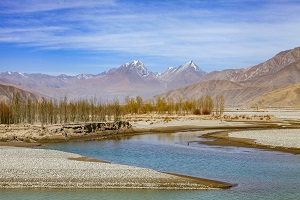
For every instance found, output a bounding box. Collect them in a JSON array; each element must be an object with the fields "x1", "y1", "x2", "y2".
[{"x1": 222, "y1": 114, "x2": 274, "y2": 121}]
